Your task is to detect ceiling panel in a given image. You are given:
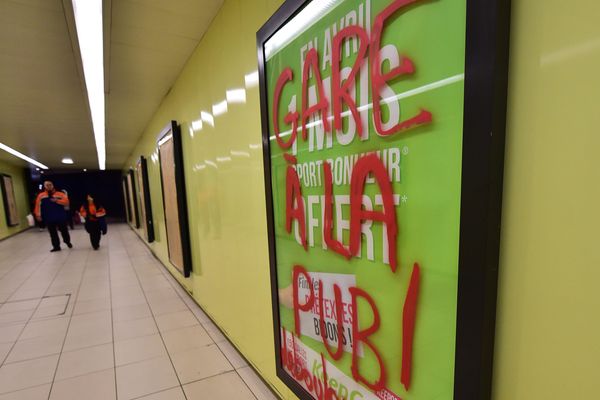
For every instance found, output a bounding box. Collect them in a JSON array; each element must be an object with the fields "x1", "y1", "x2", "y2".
[
  {"x1": 0, "y1": 0, "x2": 96, "y2": 169},
  {"x1": 106, "y1": 0, "x2": 224, "y2": 168},
  {"x1": 0, "y1": 0, "x2": 224, "y2": 170}
]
